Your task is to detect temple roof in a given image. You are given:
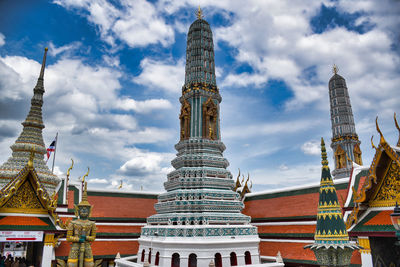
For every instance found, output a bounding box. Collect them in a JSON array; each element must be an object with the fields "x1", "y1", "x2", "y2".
[
  {"x1": 0, "y1": 153, "x2": 65, "y2": 230},
  {"x1": 345, "y1": 116, "x2": 400, "y2": 229},
  {"x1": 350, "y1": 210, "x2": 395, "y2": 233}
]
